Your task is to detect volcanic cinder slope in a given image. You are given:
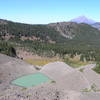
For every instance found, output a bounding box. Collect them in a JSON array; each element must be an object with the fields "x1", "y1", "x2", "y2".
[
  {"x1": 77, "y1": 64, "x2": 100, "y2": 90},
  {"x1": 0, "y1": 54, "x2": 100, "y2": 100},
  {"x1": 40, "y1": 62, "x2": 90, "y2": 91},
  {"x1": 0, "y1": 54, "x2": 37, "y2": 92}
]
